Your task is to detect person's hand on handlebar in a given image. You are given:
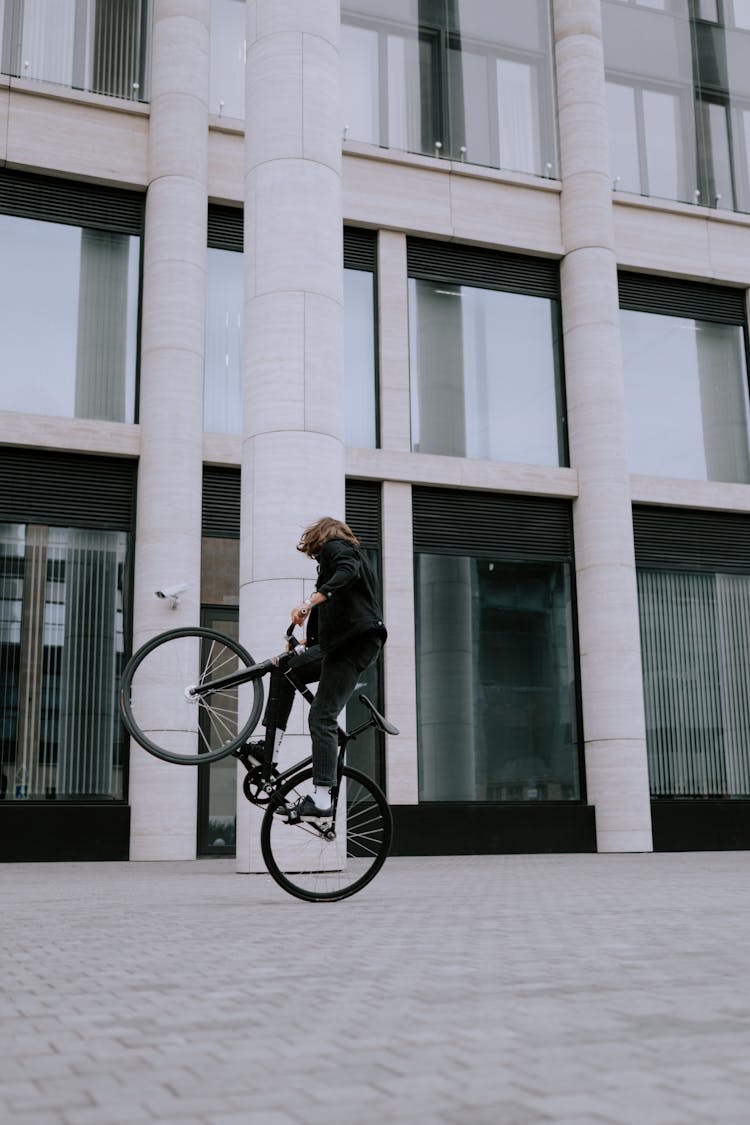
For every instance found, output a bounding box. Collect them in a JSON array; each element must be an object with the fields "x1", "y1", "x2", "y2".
[{"x1": 291, "y1": 590, "x2": 326, "y2": 627}]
